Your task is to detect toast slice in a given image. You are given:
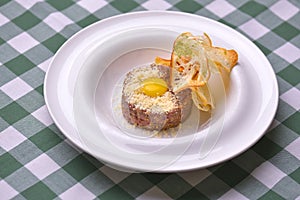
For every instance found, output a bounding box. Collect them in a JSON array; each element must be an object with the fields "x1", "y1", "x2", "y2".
[{"x1": 191, "y1": 84, "x2": 214, "y2": 112}]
